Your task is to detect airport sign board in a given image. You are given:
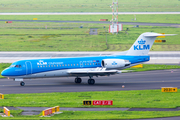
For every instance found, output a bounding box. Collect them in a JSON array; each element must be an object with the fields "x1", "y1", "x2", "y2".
[
  {"x1": 161, "y1": 87, "x2": 177, "y2": 92},
  {"x1": 83, "y1": 100, "x2": 113, "y2": 105}
]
